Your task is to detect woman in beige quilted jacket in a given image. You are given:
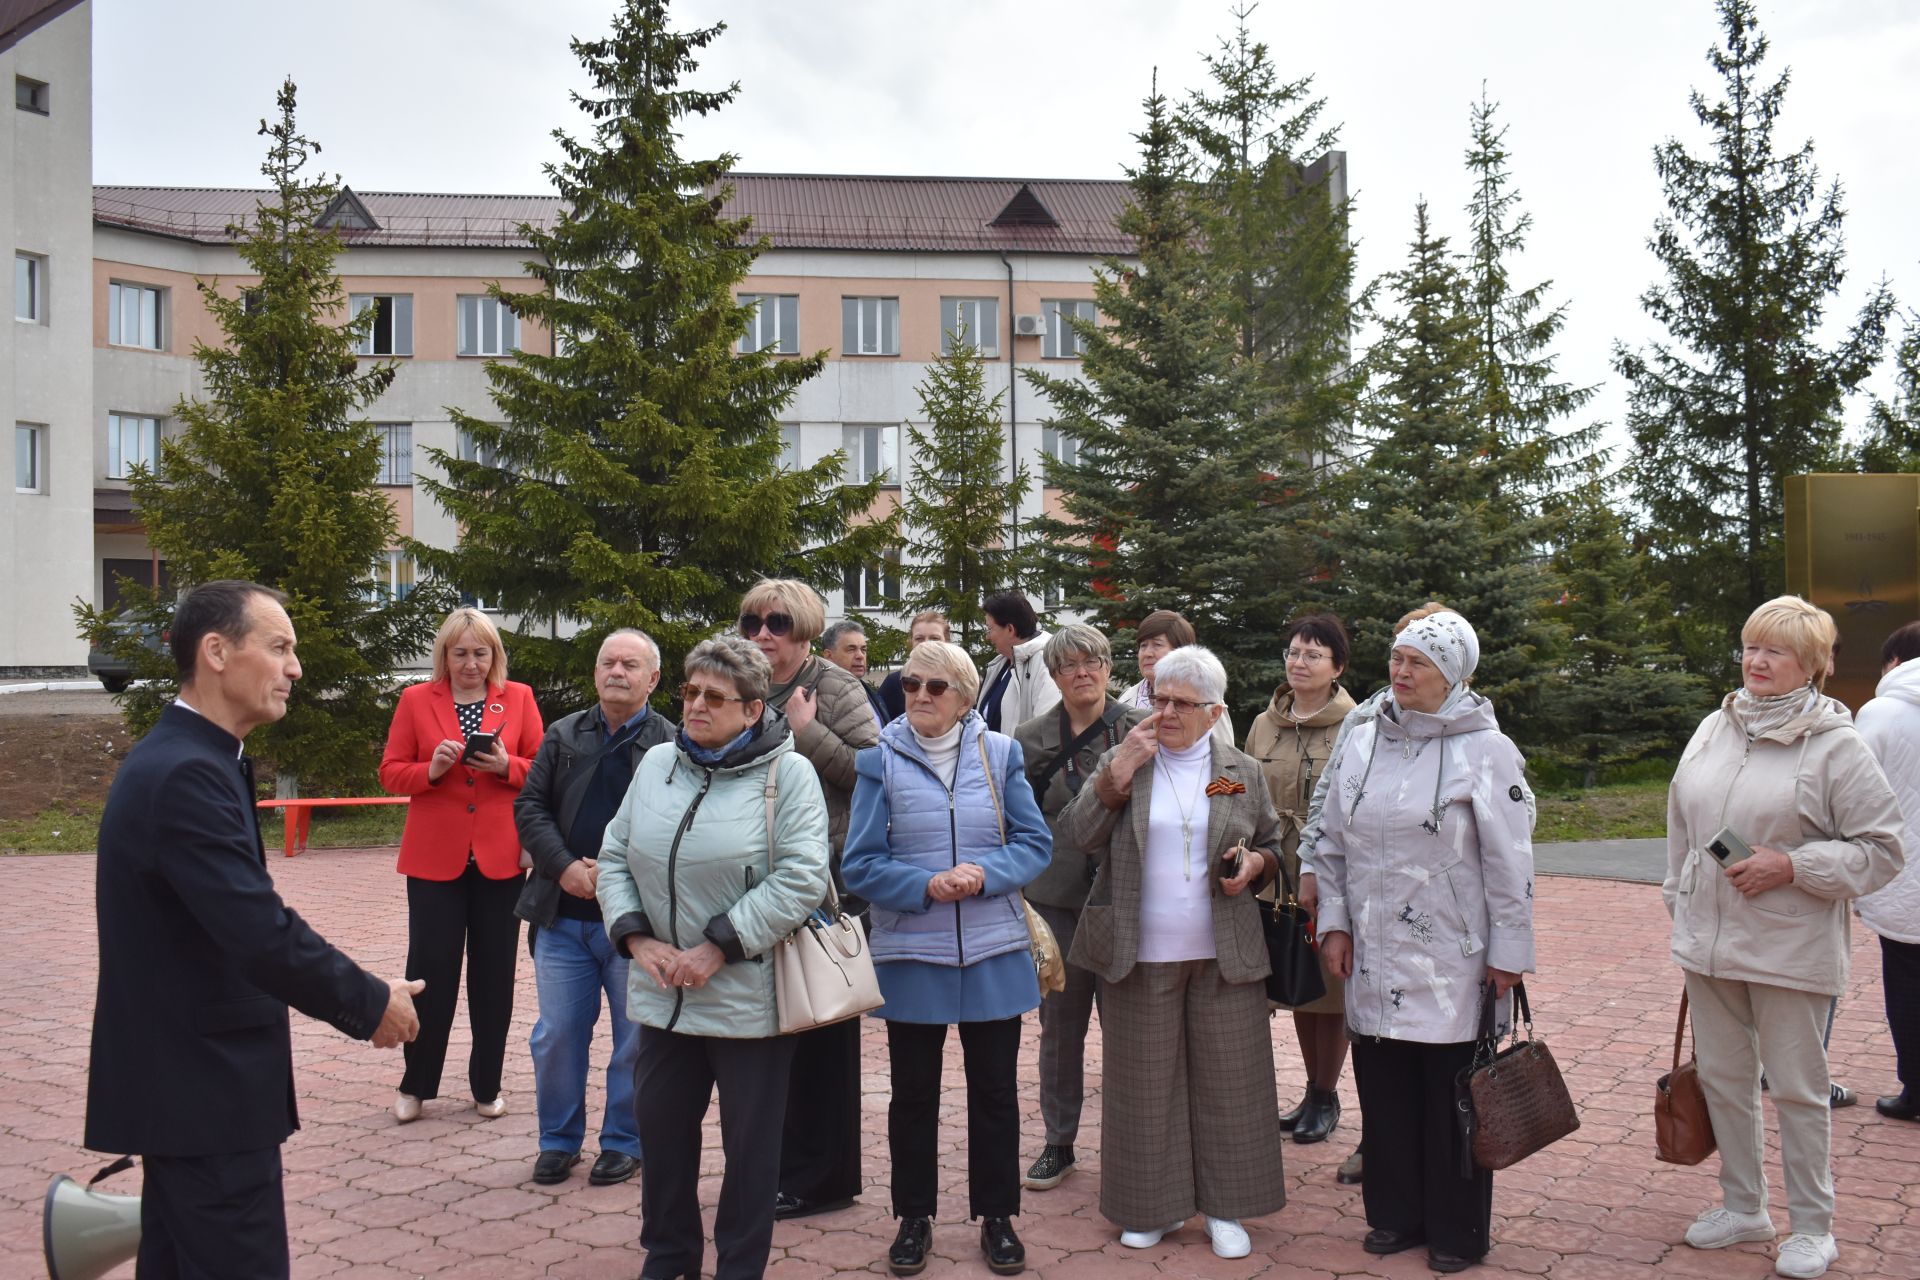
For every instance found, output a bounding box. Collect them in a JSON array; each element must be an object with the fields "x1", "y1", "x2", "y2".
[{"x1": 1663, "y1": 596, "x2": 1904, "y2": 1280}]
